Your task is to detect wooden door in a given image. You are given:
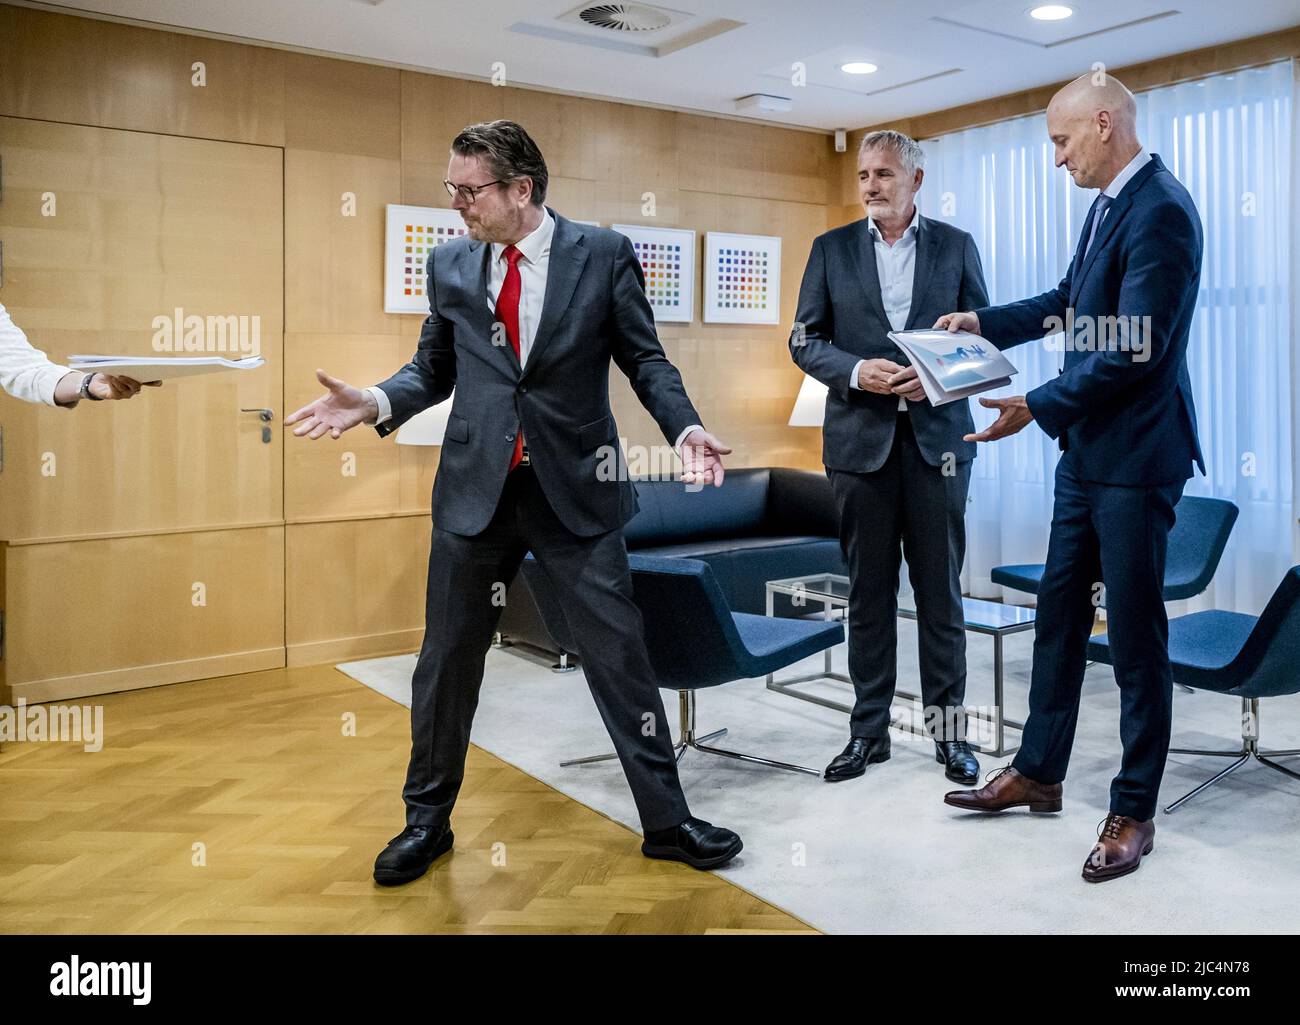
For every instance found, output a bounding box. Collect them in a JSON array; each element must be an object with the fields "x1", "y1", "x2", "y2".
[{"x1": 0, "y1": 116, "x2": 284, "y2": 702}]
